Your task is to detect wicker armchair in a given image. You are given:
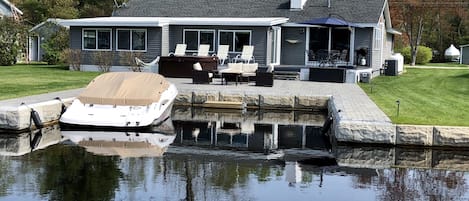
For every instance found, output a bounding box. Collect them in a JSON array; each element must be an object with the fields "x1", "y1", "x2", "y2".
[
  {"x1": 255, "y1": 71, "x2": 273, "y2": 87},
  {"x1": 255, "y1": 65, "x2": 274, "y2": 87},
  {"x1": 192, "y1": 62, "x2": 213, "y2": 84},
  {"x1": 192, "y1": 70, "x2": 213, "y2": 84}
]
